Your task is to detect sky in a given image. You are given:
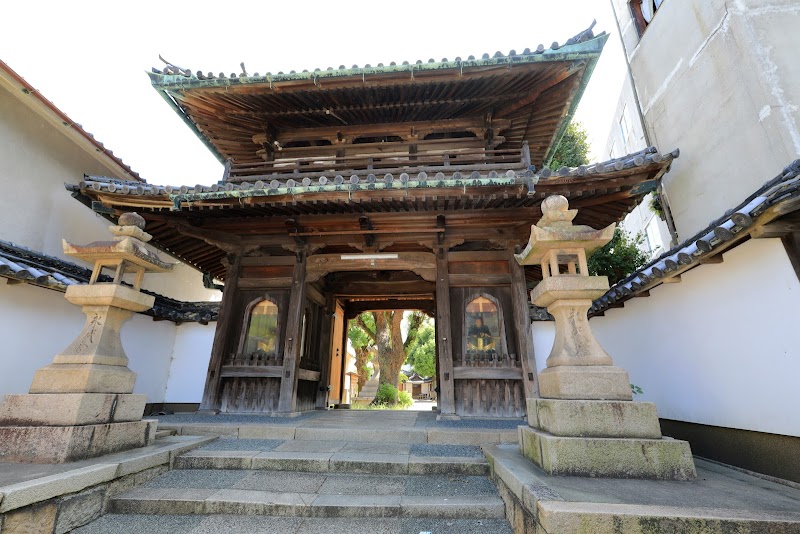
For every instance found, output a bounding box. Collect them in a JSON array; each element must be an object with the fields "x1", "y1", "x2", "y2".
[{"x1": 1, "y1": 0, "x2": 627, "y2": 186}]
